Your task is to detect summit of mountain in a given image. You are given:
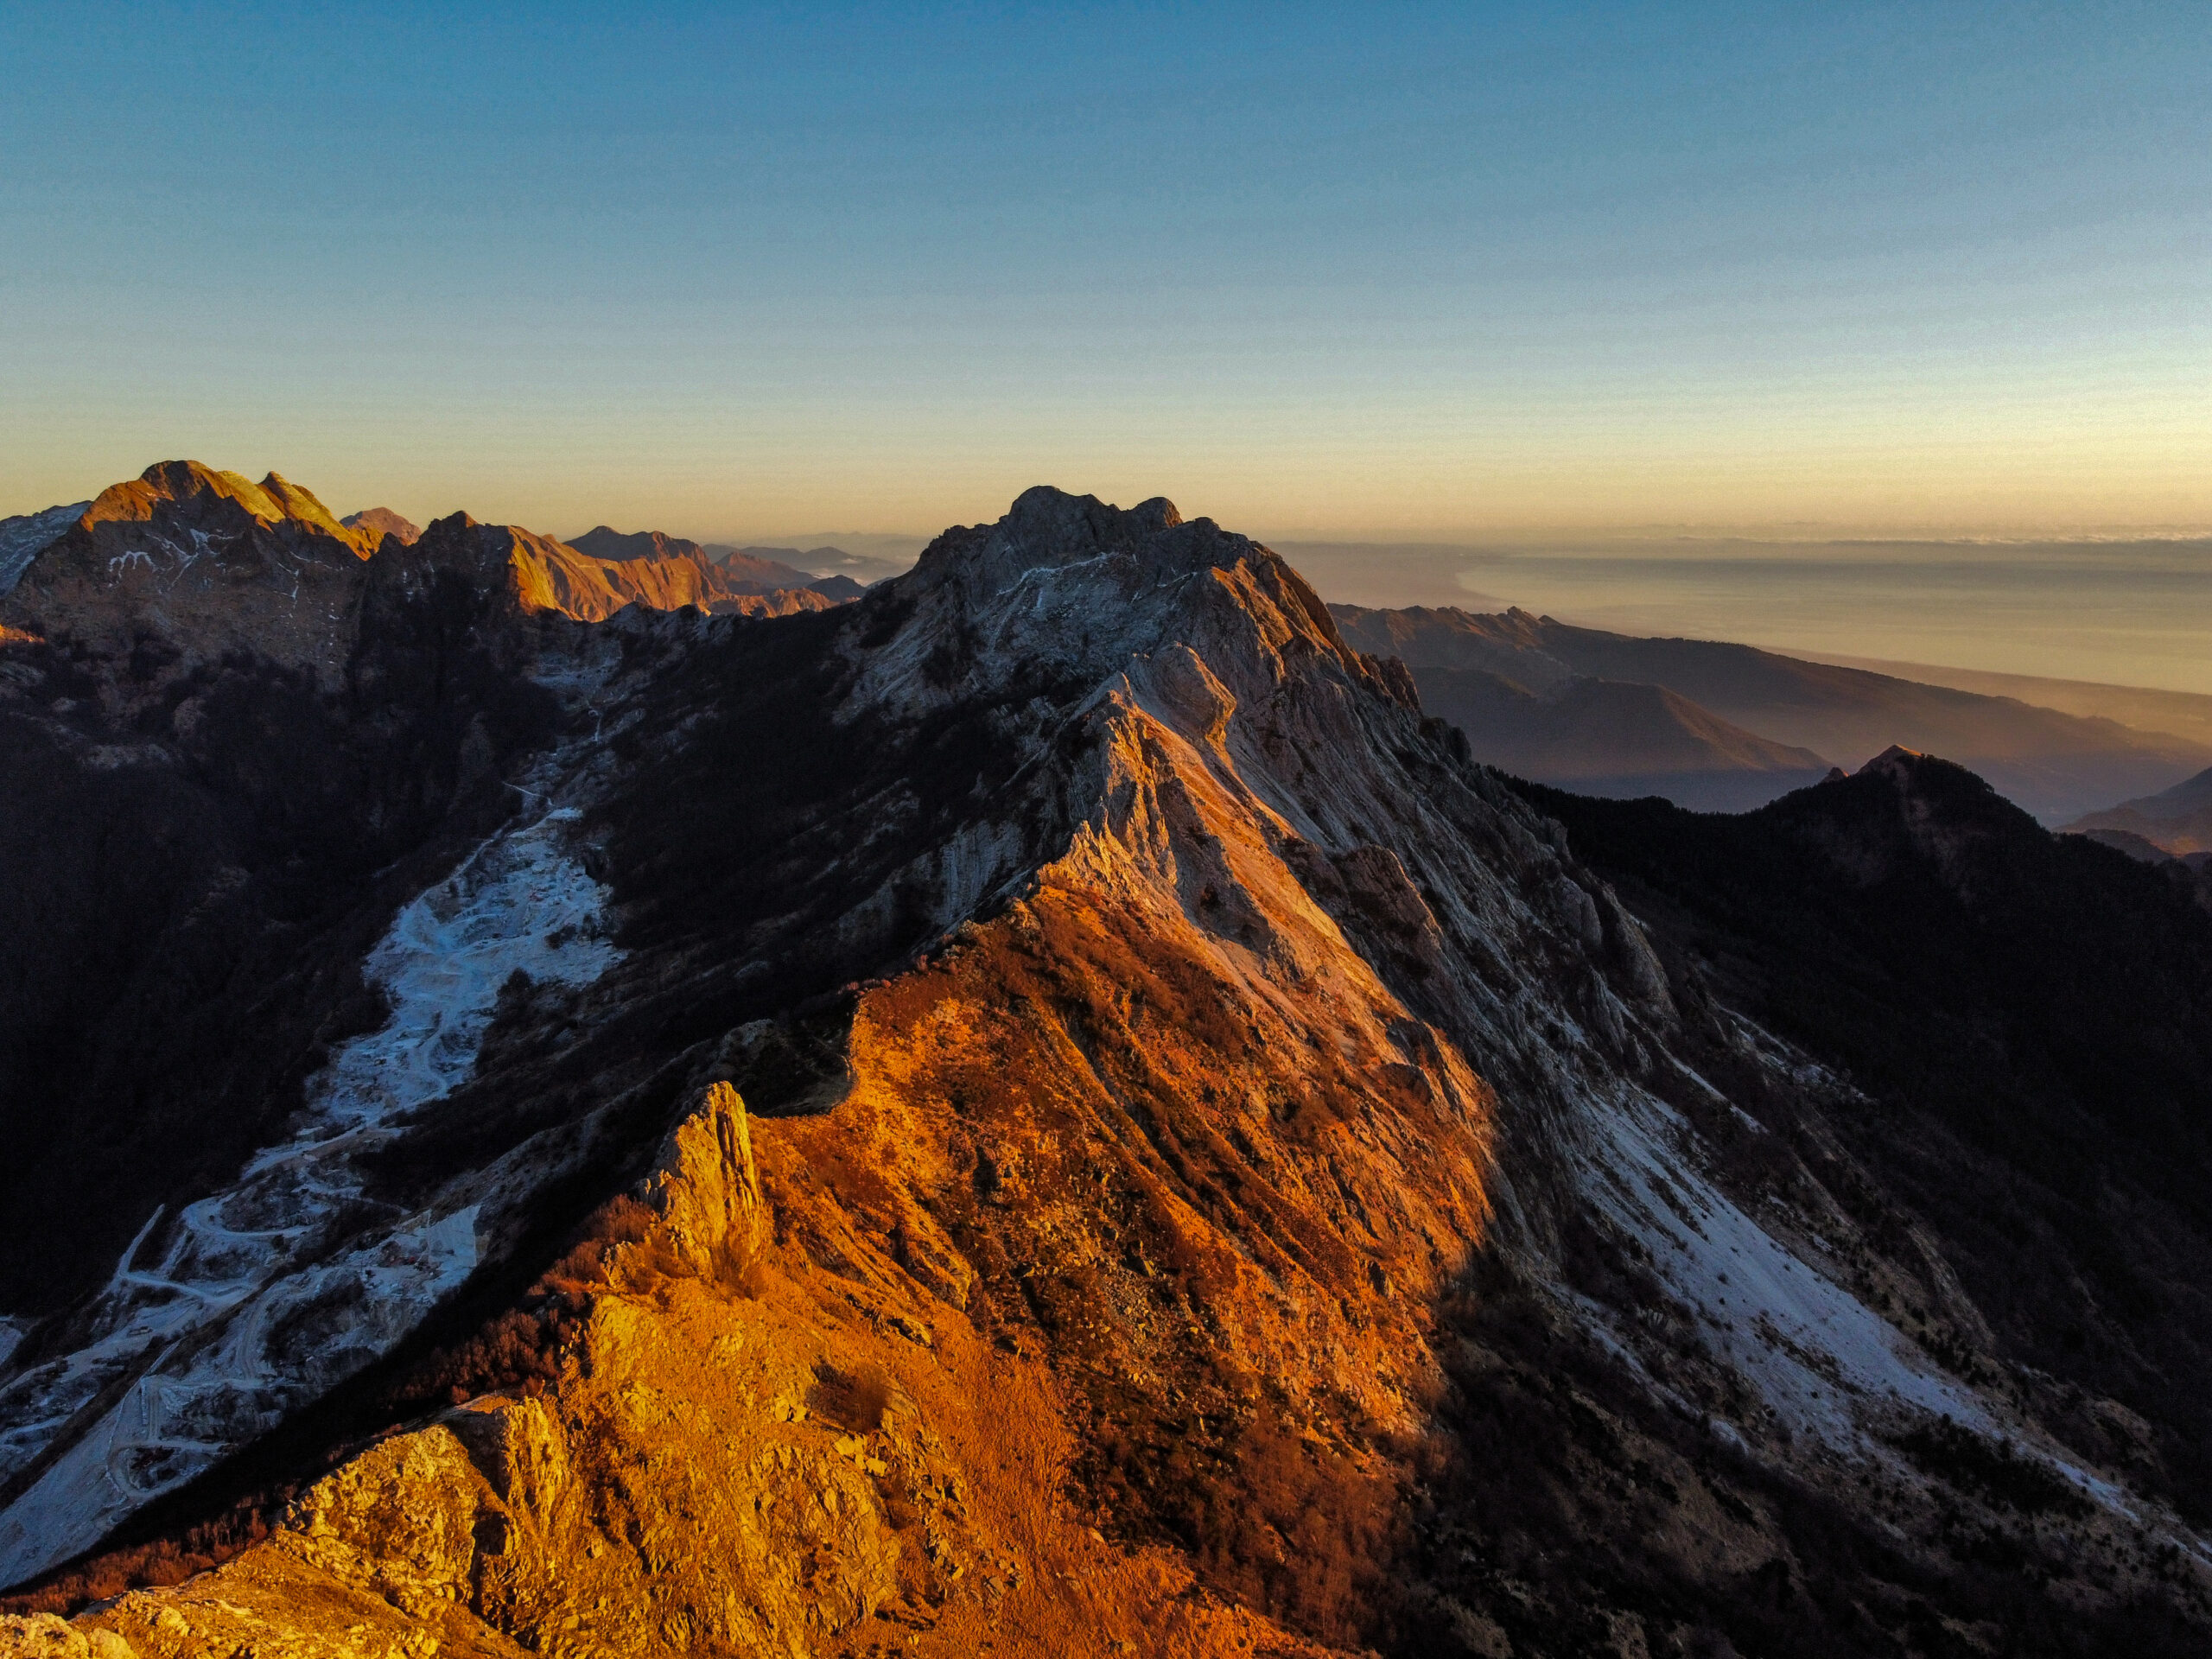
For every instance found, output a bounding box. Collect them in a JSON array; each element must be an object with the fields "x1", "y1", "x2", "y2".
[
  {"x1": 3, "y1": 486, "x2": 2210, "y2": 1654},
  {"x1": 340, "y1": 506, "x2": 422, "y2": 545},
  {"x1": 1334, "y1": 602, "x2": 2212, "y2": 822},
  {"x1": 802, "y1": 570, "x2": 867, "y2": 601},
  {"x1": 567, "y1": 524, "x2": 711, "y2": 565},
  {"x1": 0, "y1": 461, "x2": 385, "y2": 685},
  {"x1": 75, "y1": 461, "x2": 384, "y2": 559}
]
